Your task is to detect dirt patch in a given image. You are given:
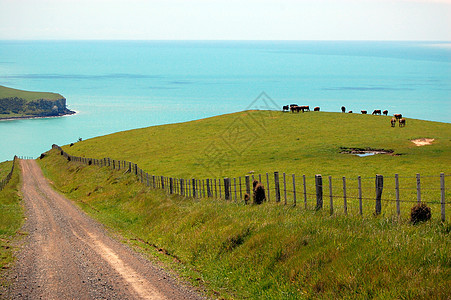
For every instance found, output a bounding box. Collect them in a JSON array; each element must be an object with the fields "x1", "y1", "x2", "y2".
[{"x1": 411, "y1": 138, "x2": 434, "y2": 146}]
